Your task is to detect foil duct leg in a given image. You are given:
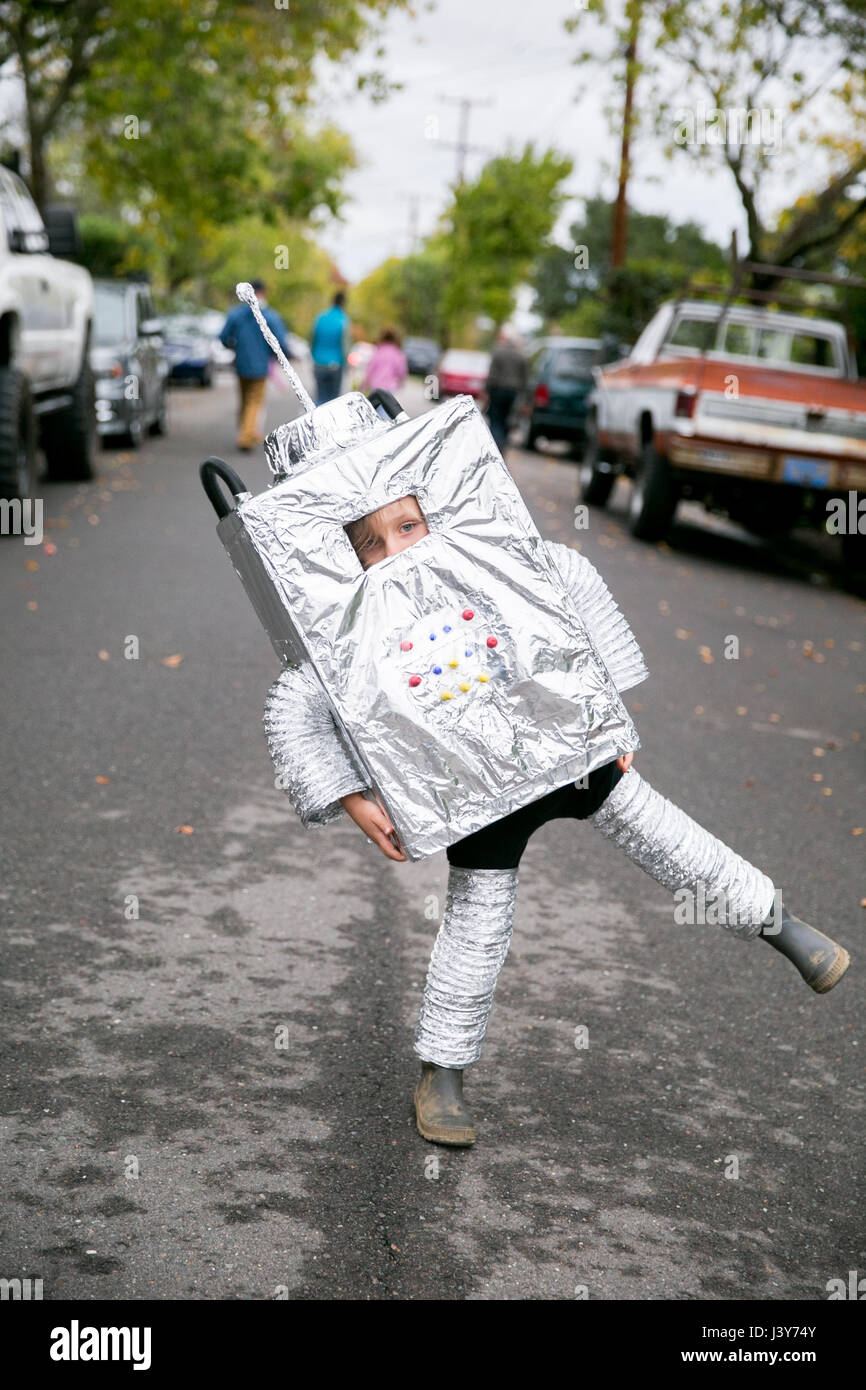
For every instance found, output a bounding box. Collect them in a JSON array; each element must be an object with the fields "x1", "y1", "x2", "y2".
[
  {"x1": 414, "y1": 865, "x2": 519, "y2": 1069},
  {"x1": 588, "y1": 767, "x2": 776, "y2": 940}
]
